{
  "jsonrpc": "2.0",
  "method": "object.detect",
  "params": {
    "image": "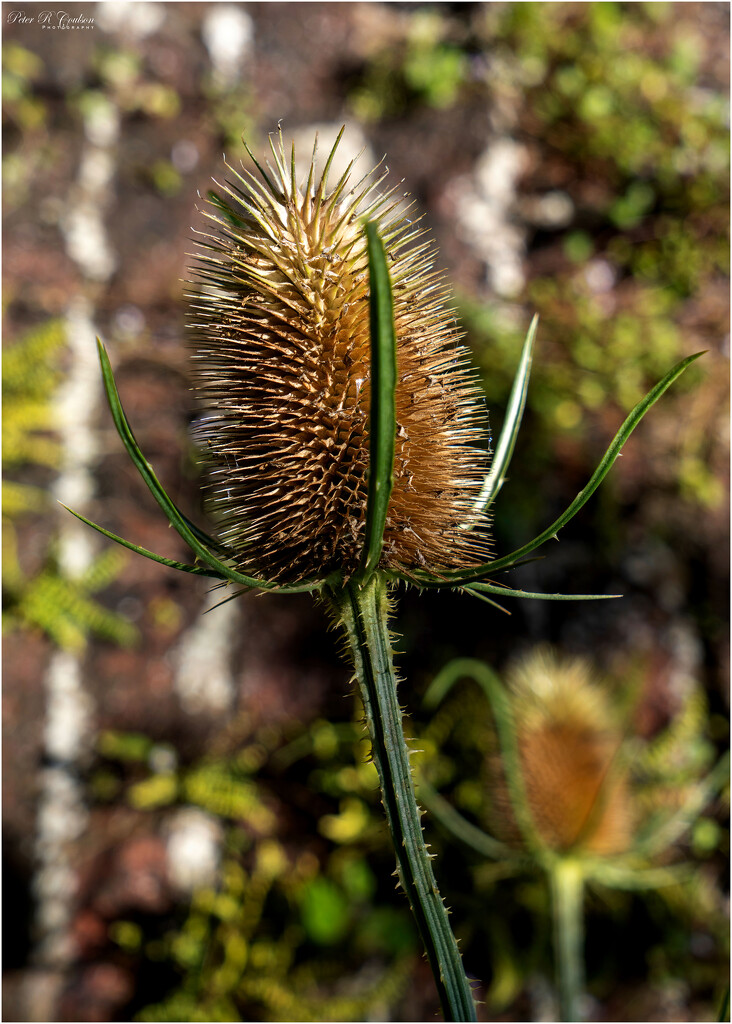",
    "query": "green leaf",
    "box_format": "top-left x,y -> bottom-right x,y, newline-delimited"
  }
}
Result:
423,659 -> 547,860
416,777 -> 520,861
62,505 -> 227,578
93,340 -> 320,595
97,341 -> 223,551
355,223 -> 397,584
300,877 -> 350,946
414,351 -> 705,586
461,587 -> 510,615
465,582 -> 620,602
588,862 -> 689,891
464,314 -> 538,525
98,729 -> 154,762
